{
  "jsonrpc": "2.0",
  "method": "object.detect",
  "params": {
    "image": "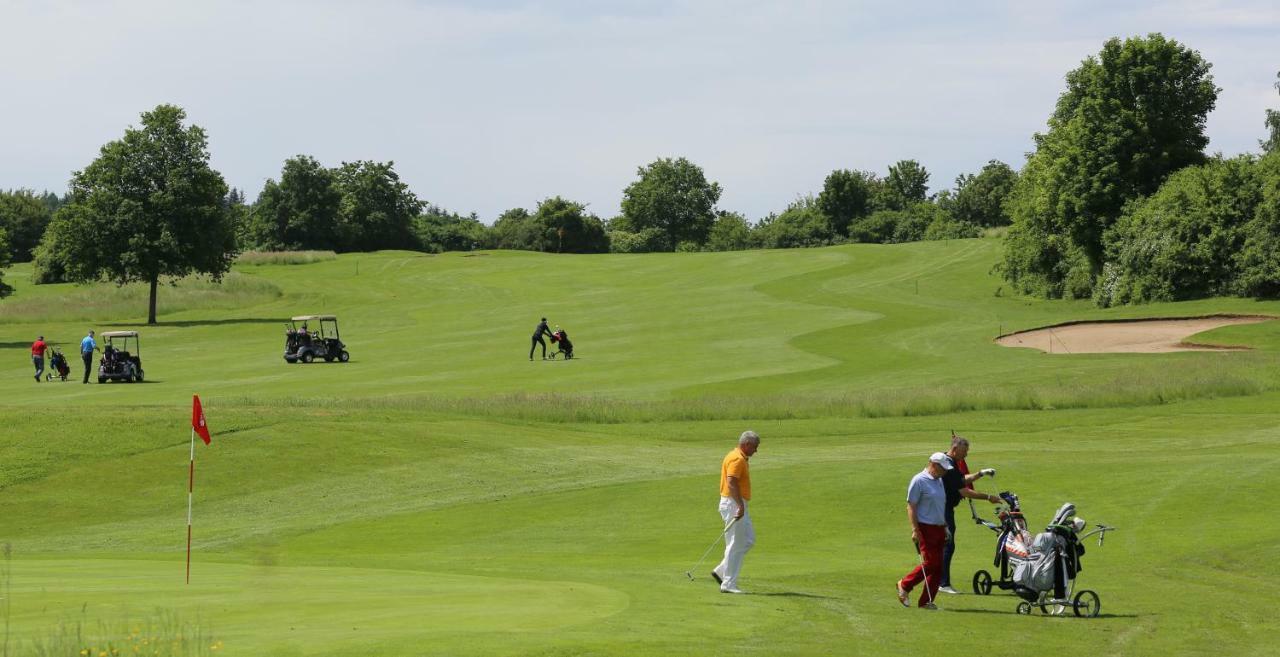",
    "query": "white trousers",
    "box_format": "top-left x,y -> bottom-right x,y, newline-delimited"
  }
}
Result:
712,497 -> 755,590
